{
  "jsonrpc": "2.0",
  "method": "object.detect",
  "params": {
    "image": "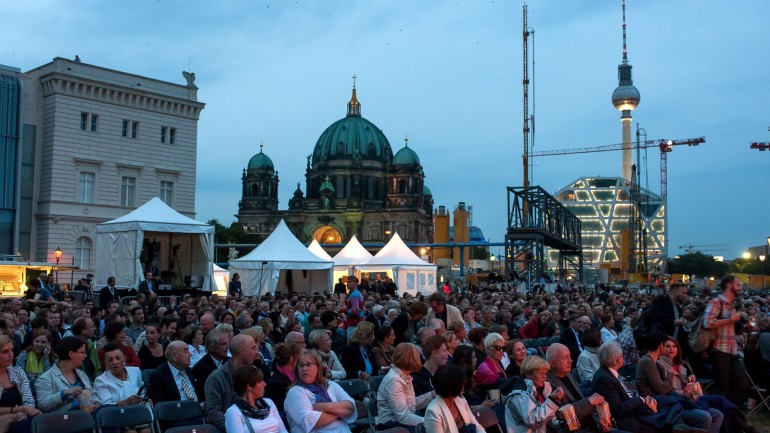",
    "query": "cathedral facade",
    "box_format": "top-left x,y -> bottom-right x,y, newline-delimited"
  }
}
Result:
236,85 -> 434,247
